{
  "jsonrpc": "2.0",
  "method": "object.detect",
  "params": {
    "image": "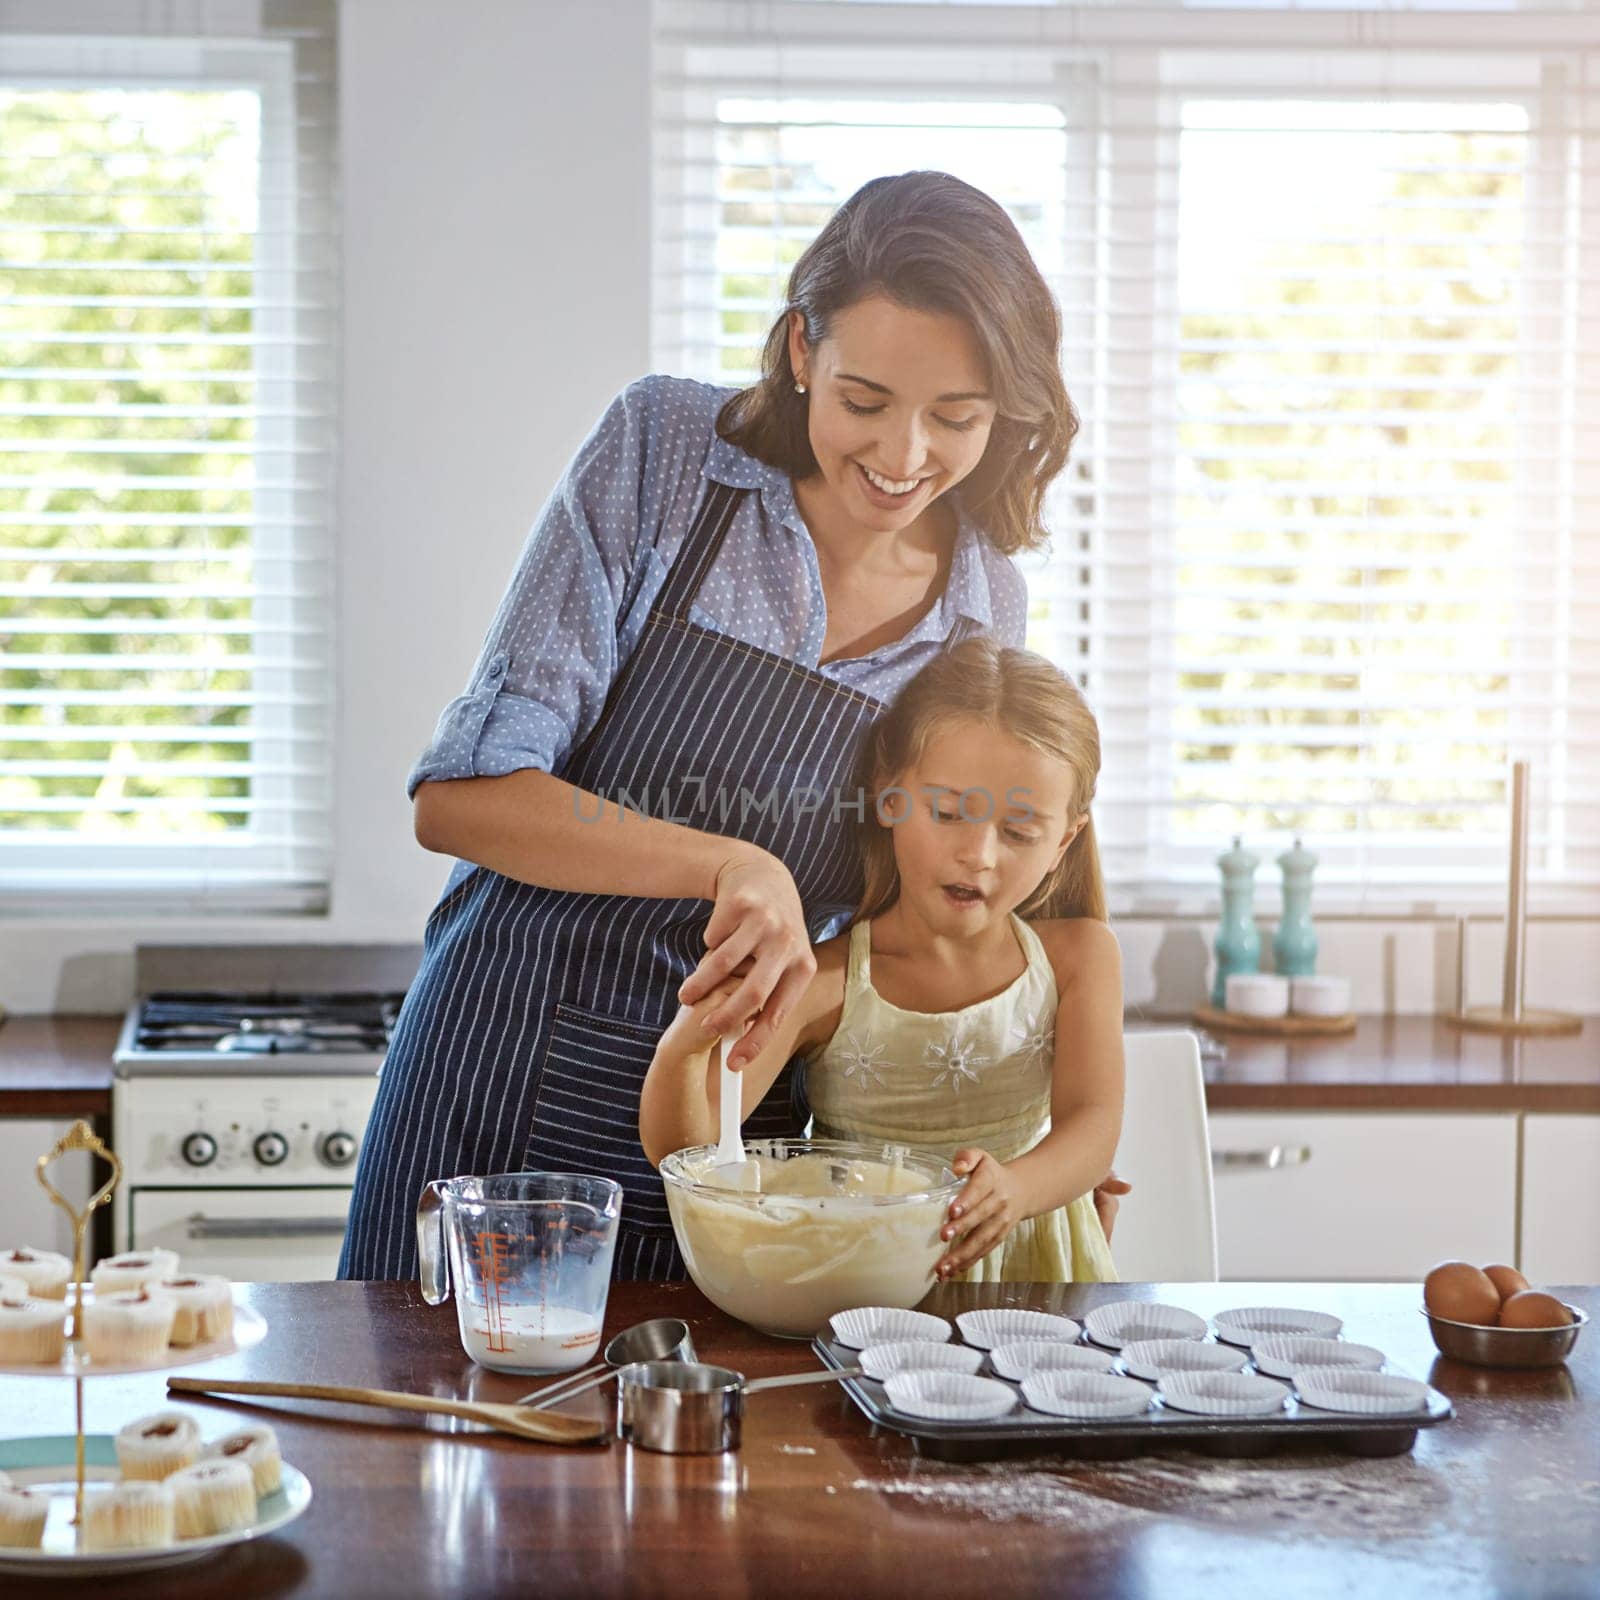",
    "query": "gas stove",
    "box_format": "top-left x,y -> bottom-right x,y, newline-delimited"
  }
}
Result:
114,991 -> 403,1075
109,947 -> 418,1279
